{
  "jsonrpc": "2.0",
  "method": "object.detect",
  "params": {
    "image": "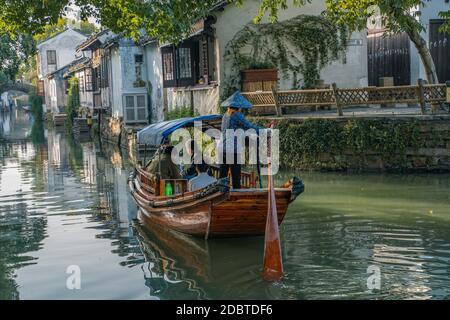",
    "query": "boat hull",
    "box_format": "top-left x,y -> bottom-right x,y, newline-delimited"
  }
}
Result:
129,173 -> 299,238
